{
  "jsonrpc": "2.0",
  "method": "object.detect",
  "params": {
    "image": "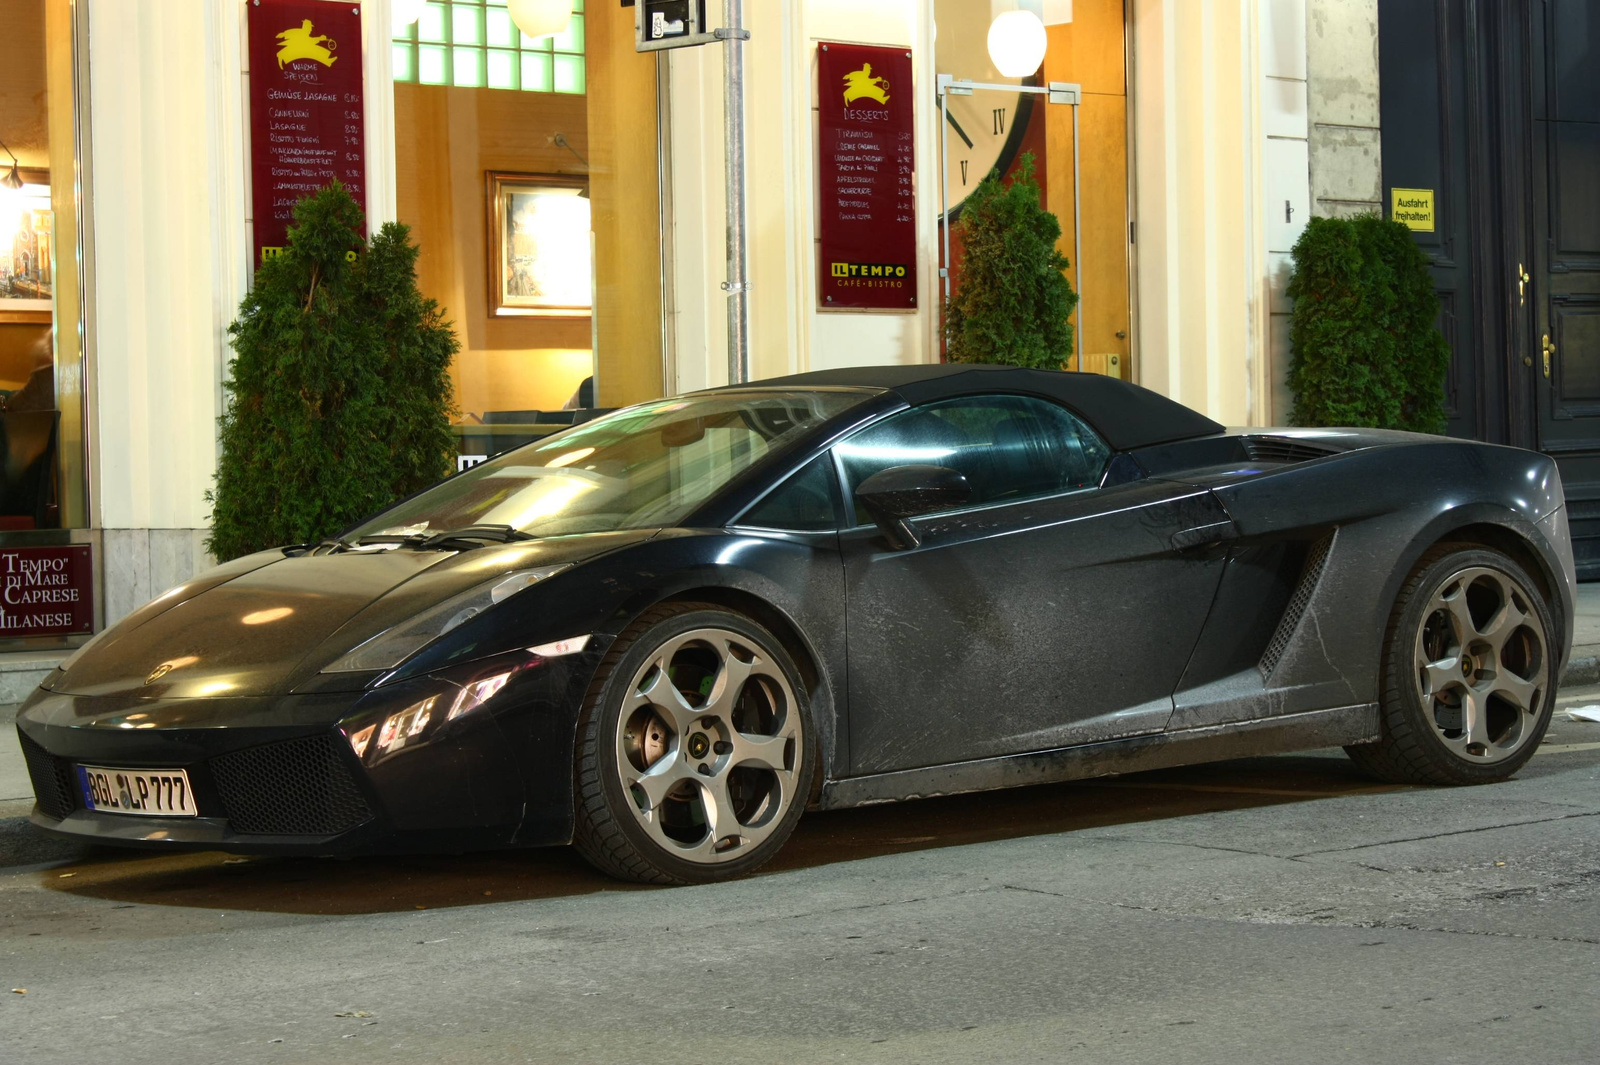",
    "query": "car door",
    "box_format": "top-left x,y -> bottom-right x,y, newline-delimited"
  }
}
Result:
835,394 -> 1232,775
